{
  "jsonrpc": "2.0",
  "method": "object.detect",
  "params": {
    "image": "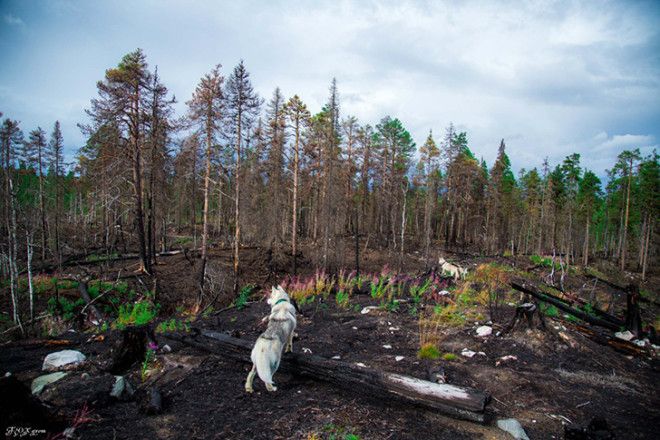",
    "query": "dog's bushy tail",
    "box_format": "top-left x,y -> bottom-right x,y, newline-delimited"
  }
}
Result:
251,338 -> 282,388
